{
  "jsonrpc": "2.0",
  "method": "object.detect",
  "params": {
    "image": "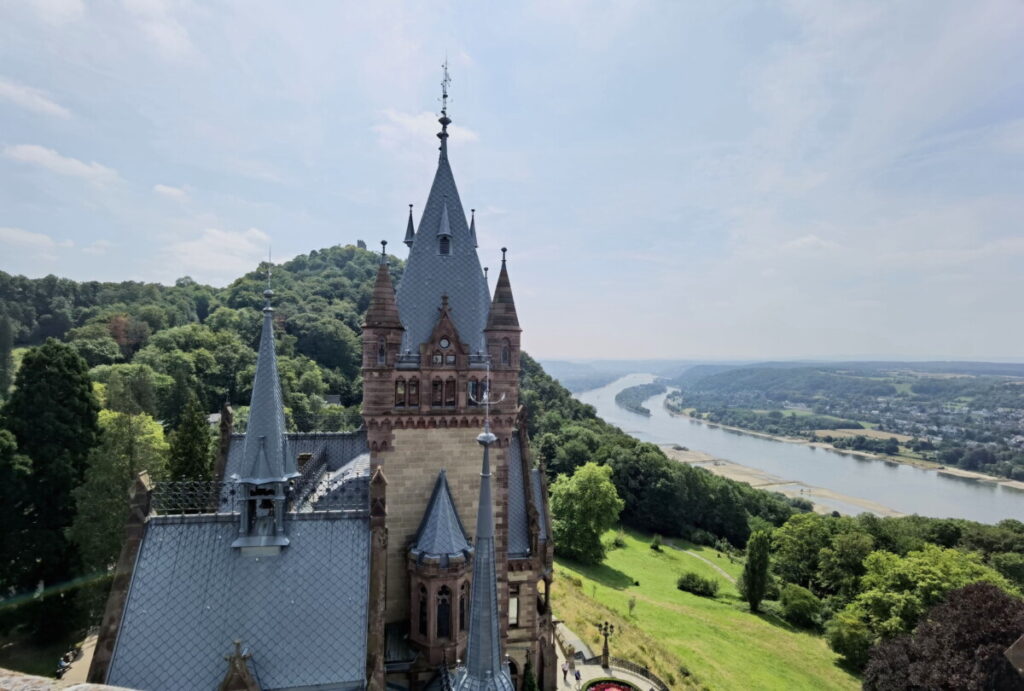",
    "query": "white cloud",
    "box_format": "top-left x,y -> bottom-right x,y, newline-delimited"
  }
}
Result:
162,227 -> 271,285
0,227 -> 73,253
3,144 -> 119,185
372,109 -> 480,152
82,239 -> 112,256
153,183 -> 189,200
0,78 -> 71,119
122,0 -> 197,62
